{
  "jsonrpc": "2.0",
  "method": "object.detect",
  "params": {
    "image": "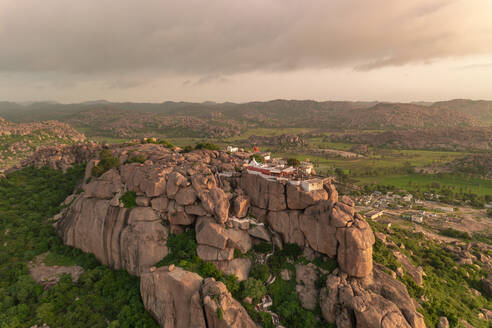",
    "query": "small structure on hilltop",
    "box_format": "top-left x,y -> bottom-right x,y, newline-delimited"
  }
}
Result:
247,158 -> 295,178
301,178 -> 323,192
226,145 -> 239,153
300,160 -> 314,175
